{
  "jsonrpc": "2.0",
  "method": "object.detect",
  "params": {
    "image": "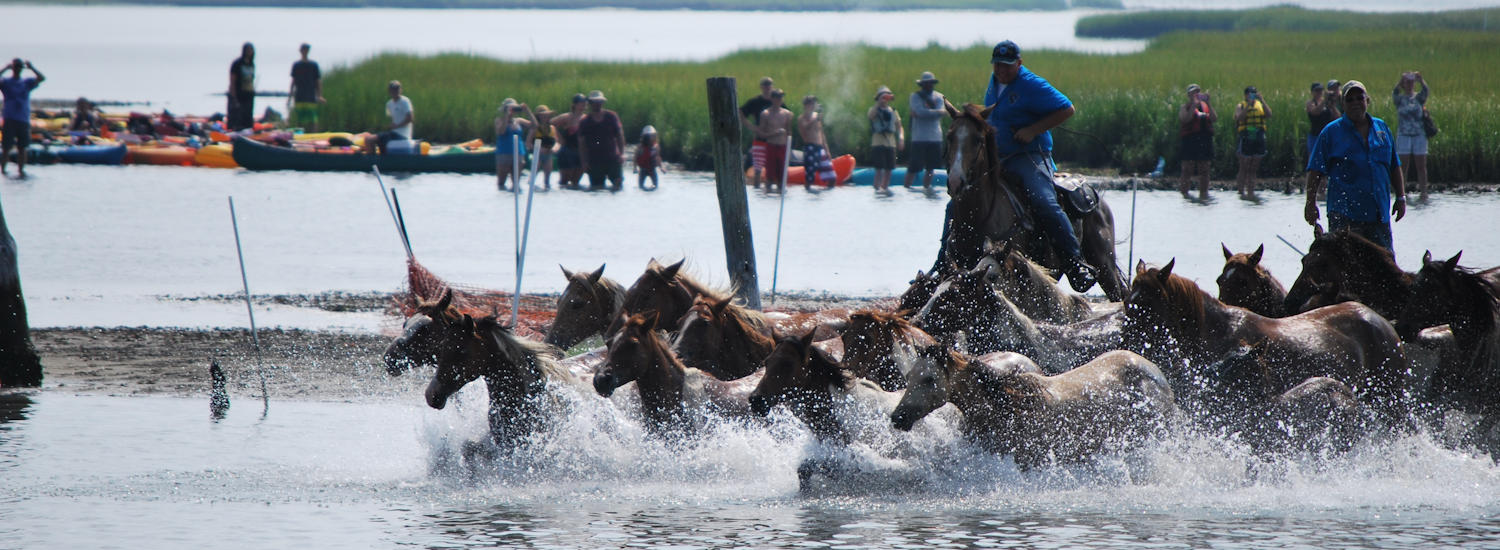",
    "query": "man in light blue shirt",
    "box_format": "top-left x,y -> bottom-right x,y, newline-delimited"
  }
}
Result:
1305,80 -> 1406,255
